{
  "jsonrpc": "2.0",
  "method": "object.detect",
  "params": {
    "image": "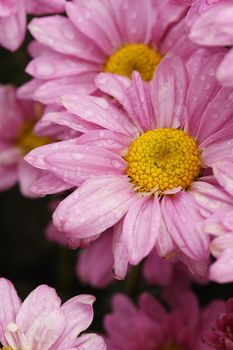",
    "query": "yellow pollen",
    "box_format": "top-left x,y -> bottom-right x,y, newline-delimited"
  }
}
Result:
15,119 -> 51,155
2,347 -> 13,350
104,44 -> 162,81
125,128 -> 202,193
